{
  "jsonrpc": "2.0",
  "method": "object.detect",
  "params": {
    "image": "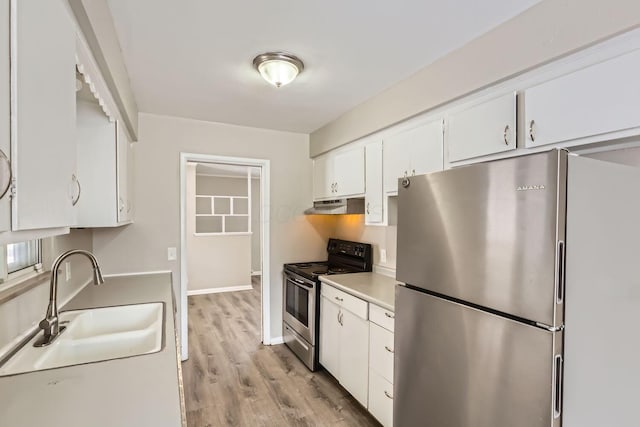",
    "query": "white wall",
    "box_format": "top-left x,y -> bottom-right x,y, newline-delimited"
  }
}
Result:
0,229 -> 94,353
186,166 -> 251,291
91,113 -> 334,341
